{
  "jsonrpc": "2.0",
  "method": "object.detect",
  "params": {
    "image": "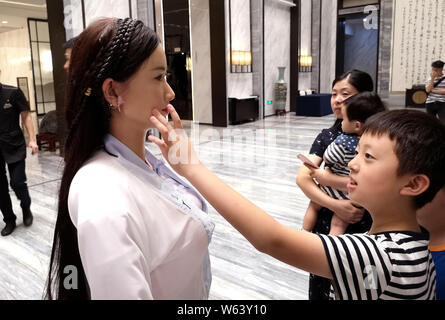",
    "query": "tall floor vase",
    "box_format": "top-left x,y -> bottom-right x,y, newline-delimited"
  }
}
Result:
274,67 -> 287,115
